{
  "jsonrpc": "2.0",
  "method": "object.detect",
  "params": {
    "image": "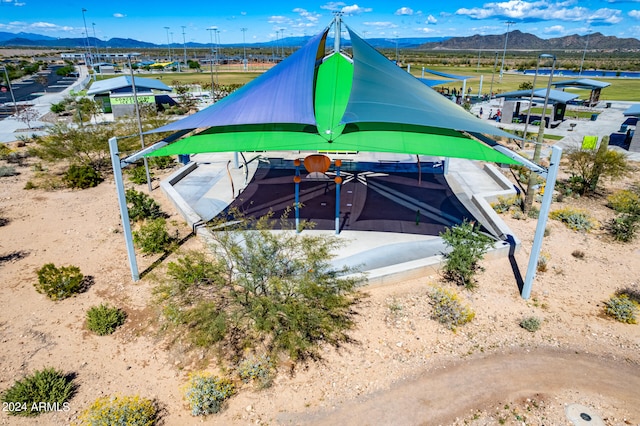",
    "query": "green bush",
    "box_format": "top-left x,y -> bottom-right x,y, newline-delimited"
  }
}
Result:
50,102 -> 66,114
604,294 -> 638,324
549,208 -> 598,232
86,304 -> 127,335
429,286 -> 475,331
149,156 -> 175,170
1,367 -> 75,417
126,189 -> 164,222
0,165 -> 18,177
183,372 -> 235,416
607,189 -> 640,214
64,164 -> 102,189
128,165 -> 153,185
237,355 -> 275,389
519,316 -> 541,332
440,220 -> 494,288
491,195 -> 521,214
607,214 -> 640,242
35,263 -> 85,300
133,218 -> 174,254
77,395 -> 157,425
